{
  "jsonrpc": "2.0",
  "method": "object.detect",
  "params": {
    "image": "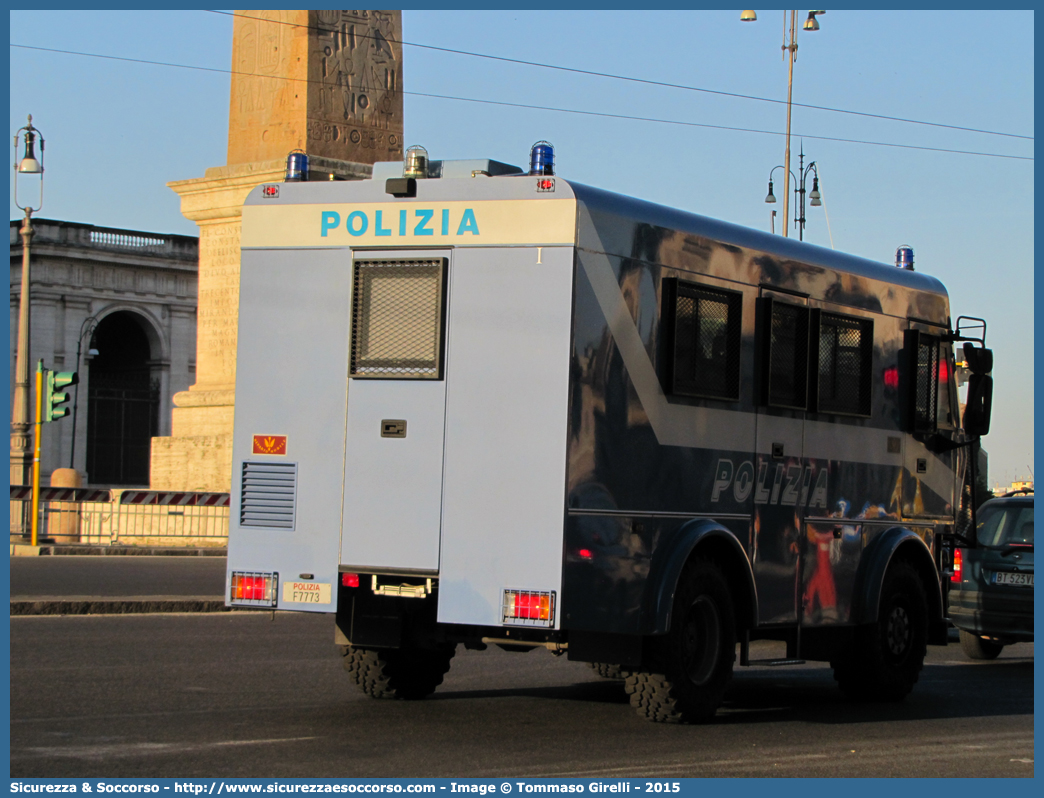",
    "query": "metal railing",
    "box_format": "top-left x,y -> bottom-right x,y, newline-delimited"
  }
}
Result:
9,218 -> 198,262
89,230 -> 167,249
10,487 -> 229,547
